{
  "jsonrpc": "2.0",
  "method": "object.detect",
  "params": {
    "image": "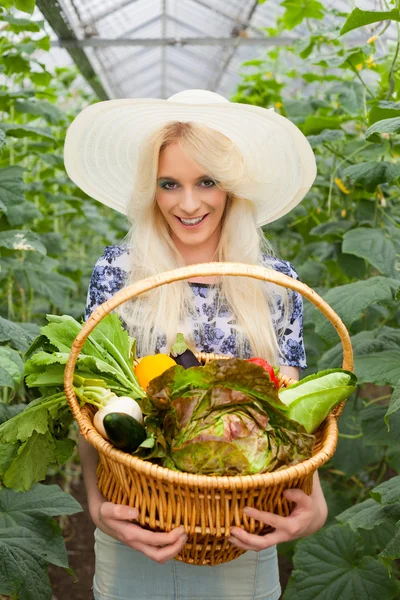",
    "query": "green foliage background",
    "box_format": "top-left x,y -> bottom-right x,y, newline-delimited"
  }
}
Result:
0,0 -> 400,598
